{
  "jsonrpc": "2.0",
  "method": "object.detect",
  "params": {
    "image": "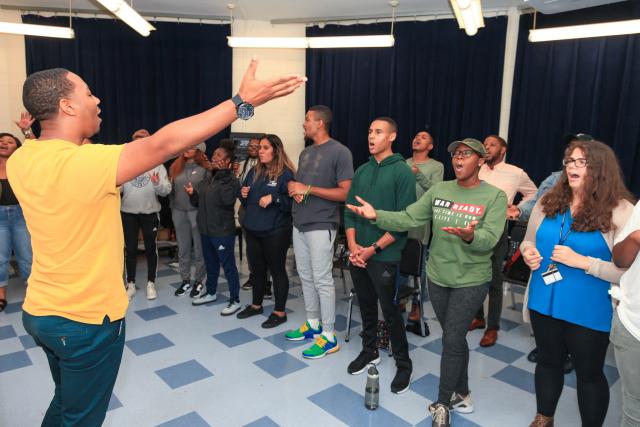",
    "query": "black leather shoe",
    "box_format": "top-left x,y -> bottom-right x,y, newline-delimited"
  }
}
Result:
261,313 -> 287,328
527,348 -> 538,363
236,305 -> 263,319
564,355 -> 574,374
